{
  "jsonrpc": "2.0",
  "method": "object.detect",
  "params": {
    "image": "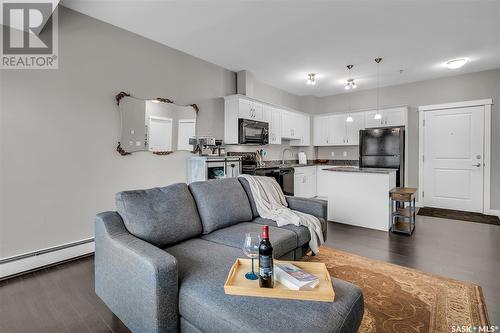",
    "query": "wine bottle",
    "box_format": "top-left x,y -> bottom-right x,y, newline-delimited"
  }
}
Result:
259,225 -> 274,288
